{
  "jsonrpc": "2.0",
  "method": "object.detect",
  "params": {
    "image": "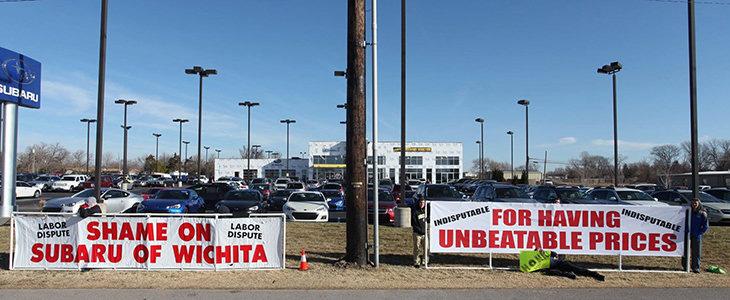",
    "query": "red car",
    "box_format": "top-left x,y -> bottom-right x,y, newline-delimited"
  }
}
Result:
142,187 -> 171,200
391,184 -> 413,204
368,189 -> 397,224
79,175 -> 114,190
